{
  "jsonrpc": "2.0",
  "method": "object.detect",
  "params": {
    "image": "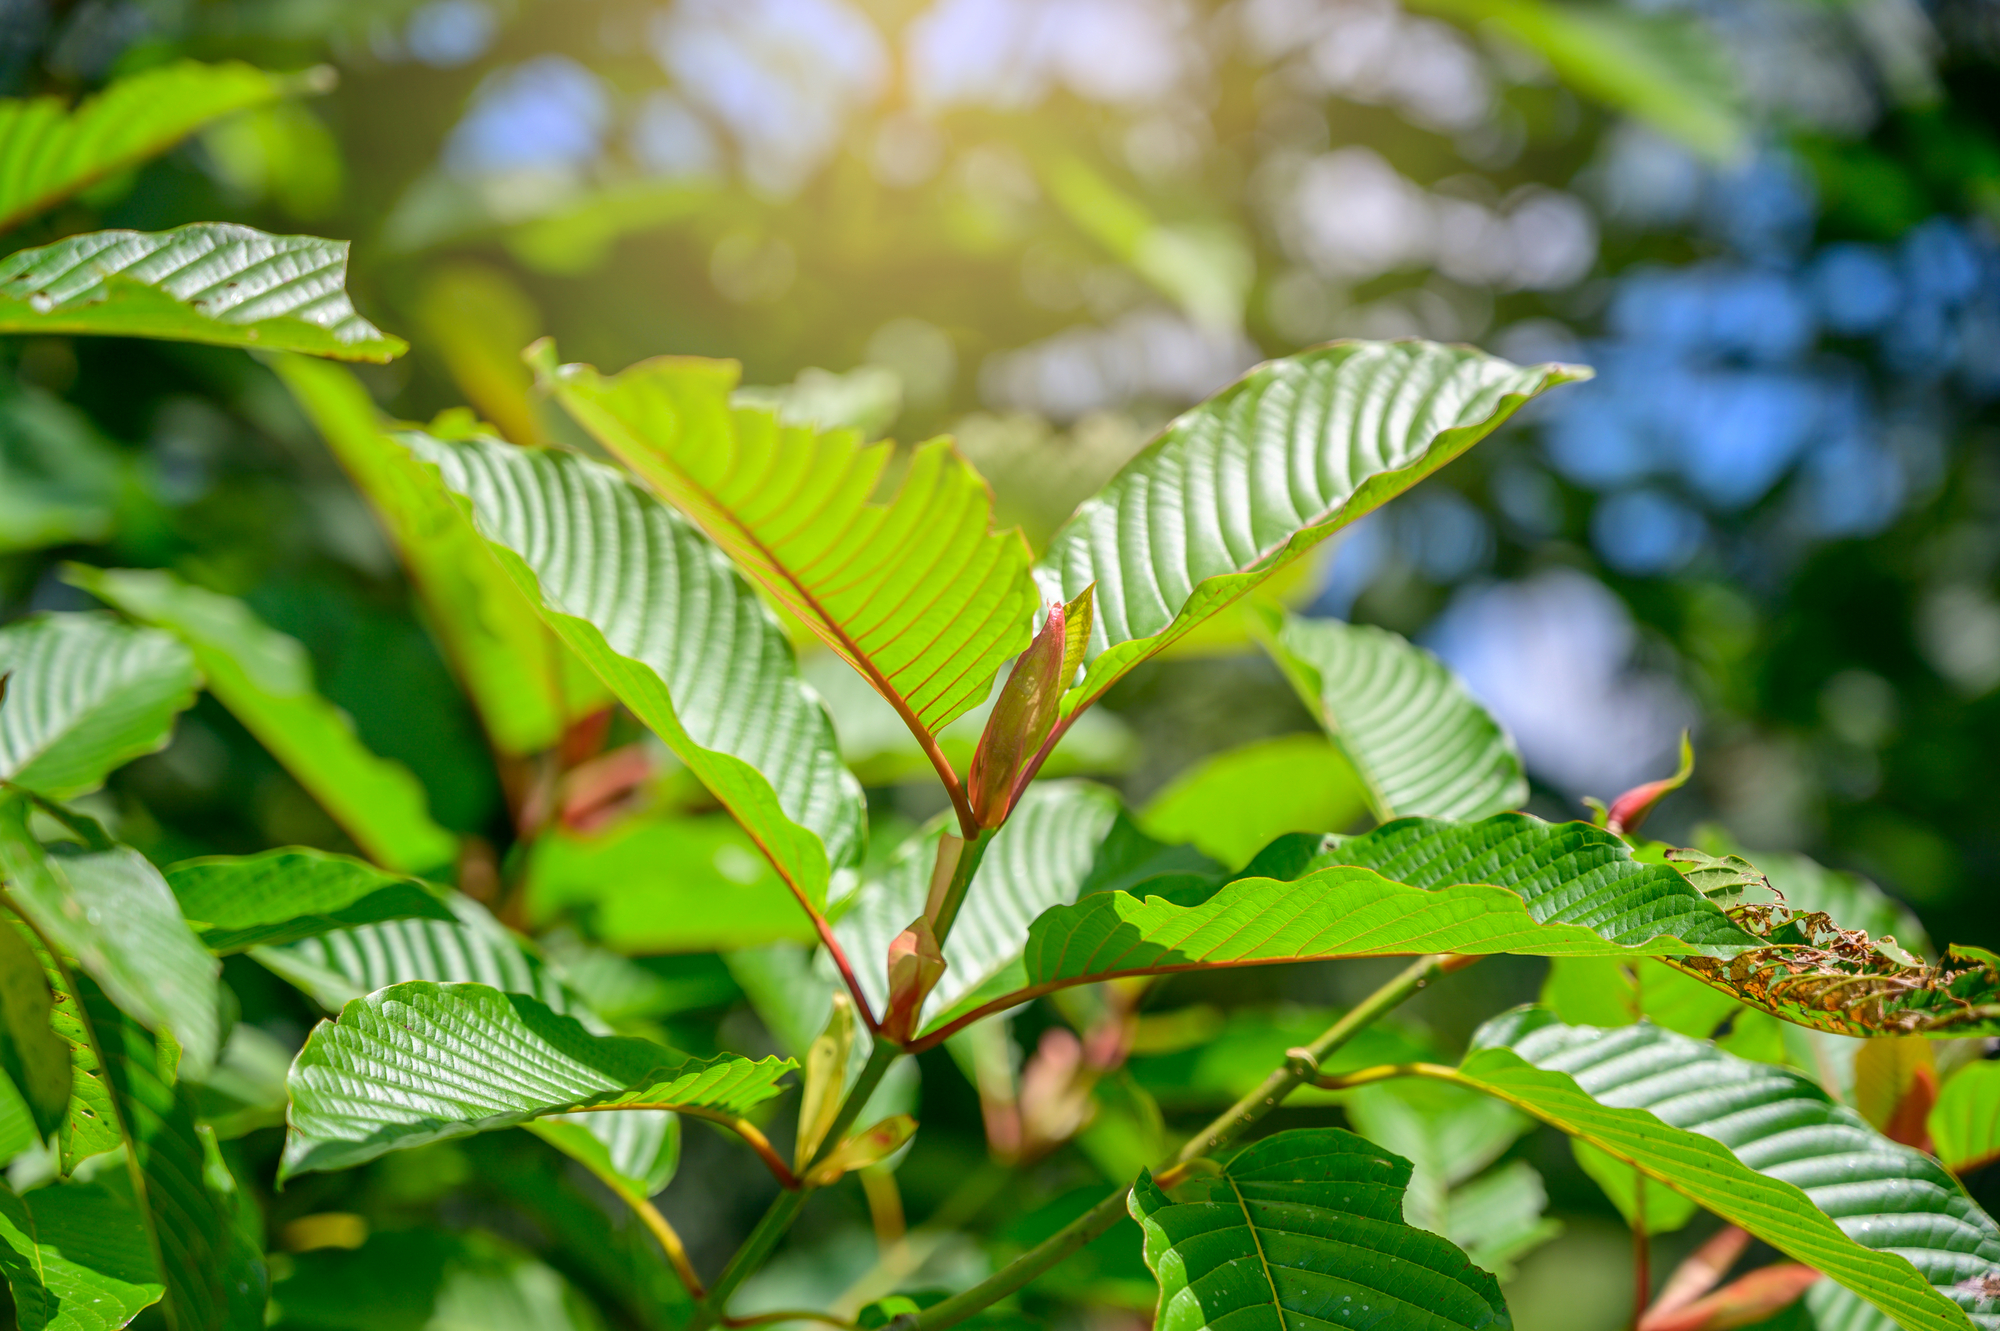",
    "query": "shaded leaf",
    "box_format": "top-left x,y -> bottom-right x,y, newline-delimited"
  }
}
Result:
541,345 -> 1041,738
67,566 -> 455,874
1454,1011 -> 2000,1331
1037,341 -> 1587,717
527,1109 -> 680,1207
267,1228 -> 605,1331
1933,1062 -> 2000,1176
282,980 -> 793,1179
0,797 -> 222,1078
409,430 -> 864,905
1129,1126 -> 1511,1330
1267,612 -> 1526,822
272,355 -> 605,757
0,1179 -> 164,1331
0,612 -> 196,801
164,848 -> 454,953
0,61 -> 299,232
0,225 -> 403,360
0,908 -> 70,1139
1139,733 -> 1370,869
